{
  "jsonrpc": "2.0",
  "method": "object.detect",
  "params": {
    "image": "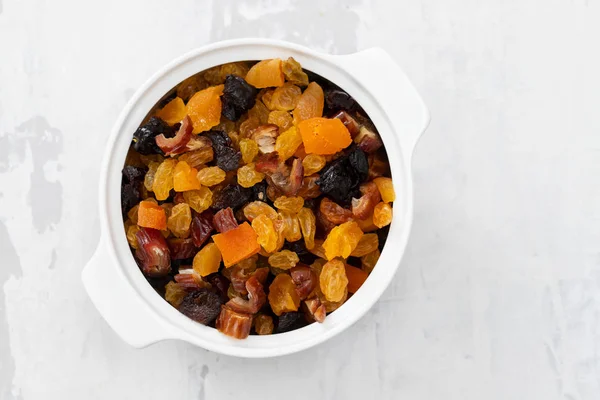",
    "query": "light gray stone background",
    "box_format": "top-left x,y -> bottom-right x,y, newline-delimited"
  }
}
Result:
1,0 -> 599,399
